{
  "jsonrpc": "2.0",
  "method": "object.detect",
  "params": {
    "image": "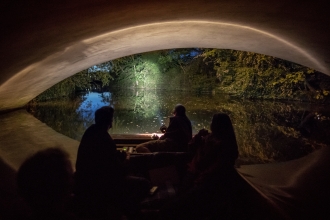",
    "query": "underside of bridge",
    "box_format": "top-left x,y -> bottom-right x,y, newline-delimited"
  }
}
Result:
0,0 -> 330,219
1,0 -> 330,110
